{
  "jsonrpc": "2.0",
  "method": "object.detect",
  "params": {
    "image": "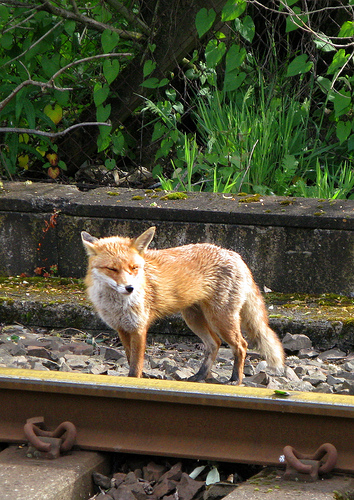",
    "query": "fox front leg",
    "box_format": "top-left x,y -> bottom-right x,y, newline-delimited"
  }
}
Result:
127,330 -> 147,378
118,330 -> 132,365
